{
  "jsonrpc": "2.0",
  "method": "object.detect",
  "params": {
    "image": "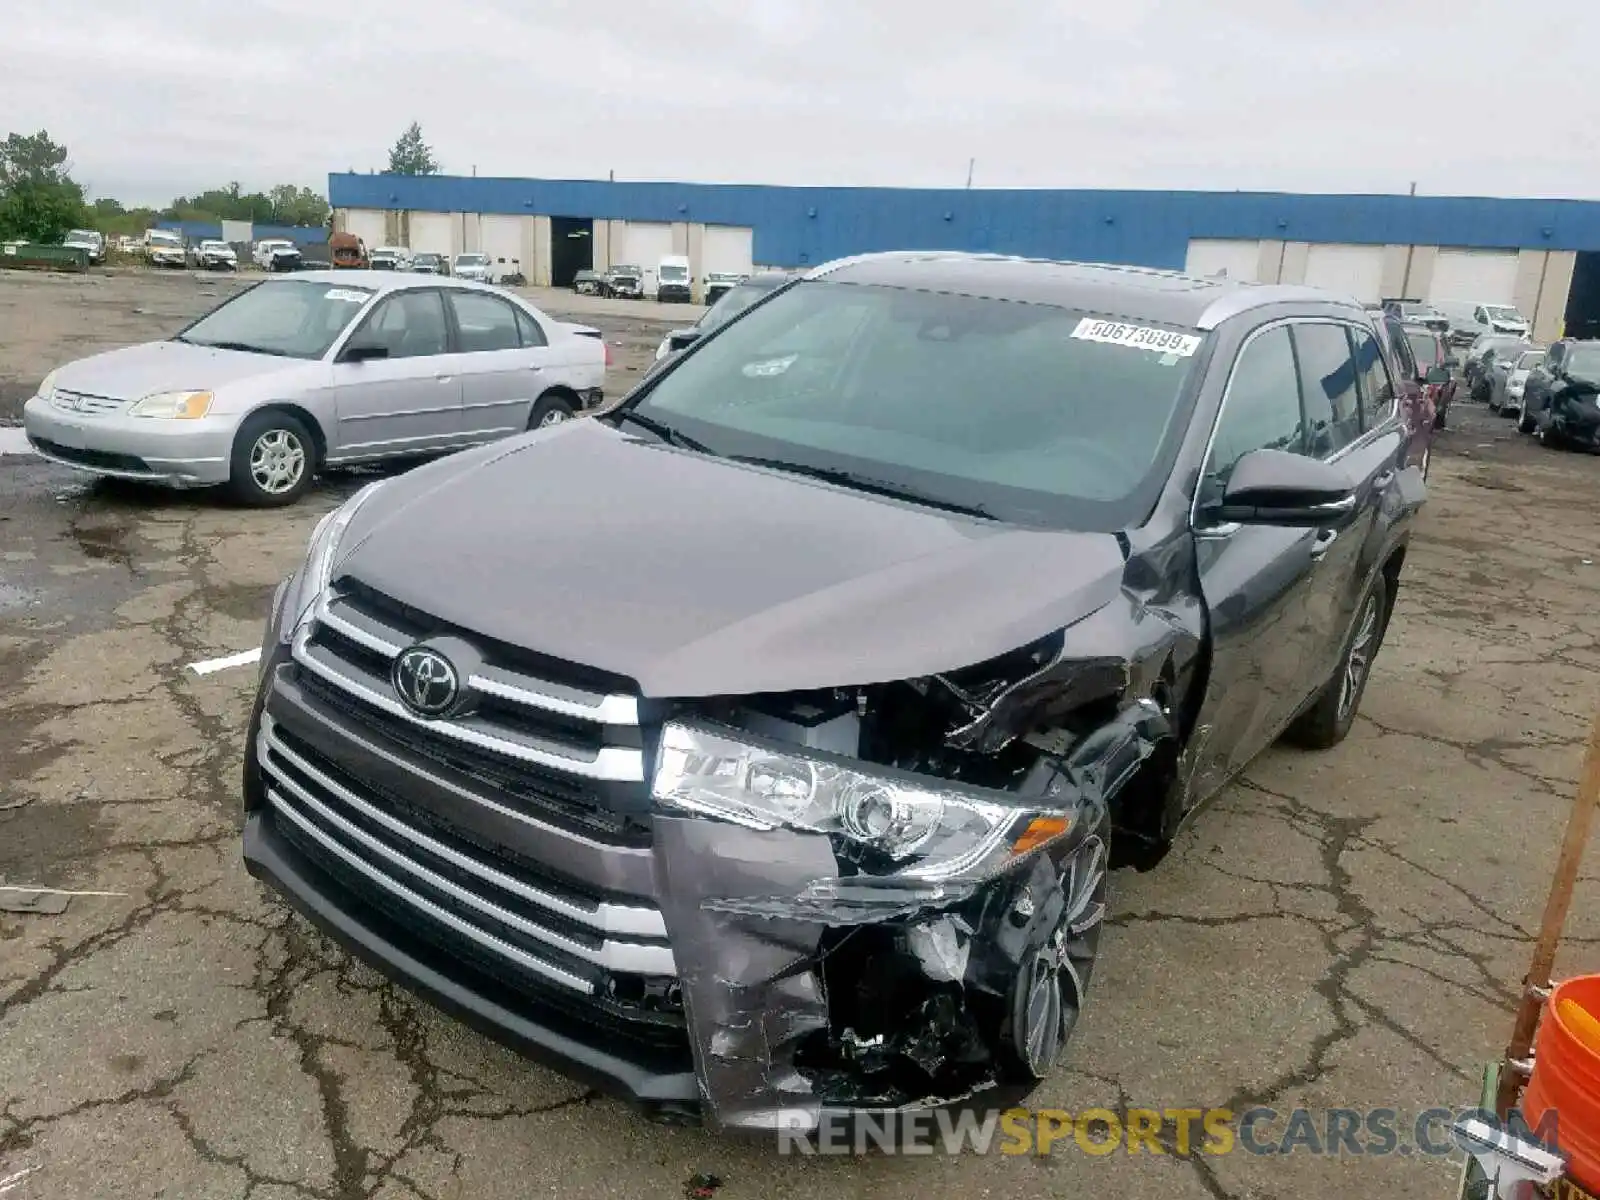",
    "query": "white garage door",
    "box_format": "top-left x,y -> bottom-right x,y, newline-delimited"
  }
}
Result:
1185,239 -> 1261,282
702,225 -> 754,276
1428,249 -> 1521,306
619,222 -> 675,270
409,211 -> 453,257
1302,243 -> 1385,304
480,216 -> 524,279
343,209 -> 387,249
